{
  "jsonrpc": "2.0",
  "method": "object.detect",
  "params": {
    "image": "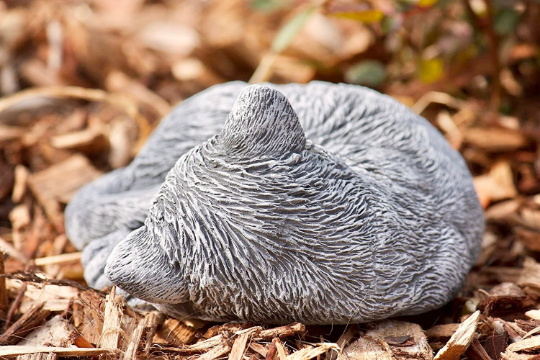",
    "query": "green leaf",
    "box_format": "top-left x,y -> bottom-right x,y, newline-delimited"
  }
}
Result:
271,6 -> 318,54
419,58 -> 443,83
345,60 -> 387,86
494,9 -> 521,36
330,10 -> 384,23
251,0 -> 291,13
